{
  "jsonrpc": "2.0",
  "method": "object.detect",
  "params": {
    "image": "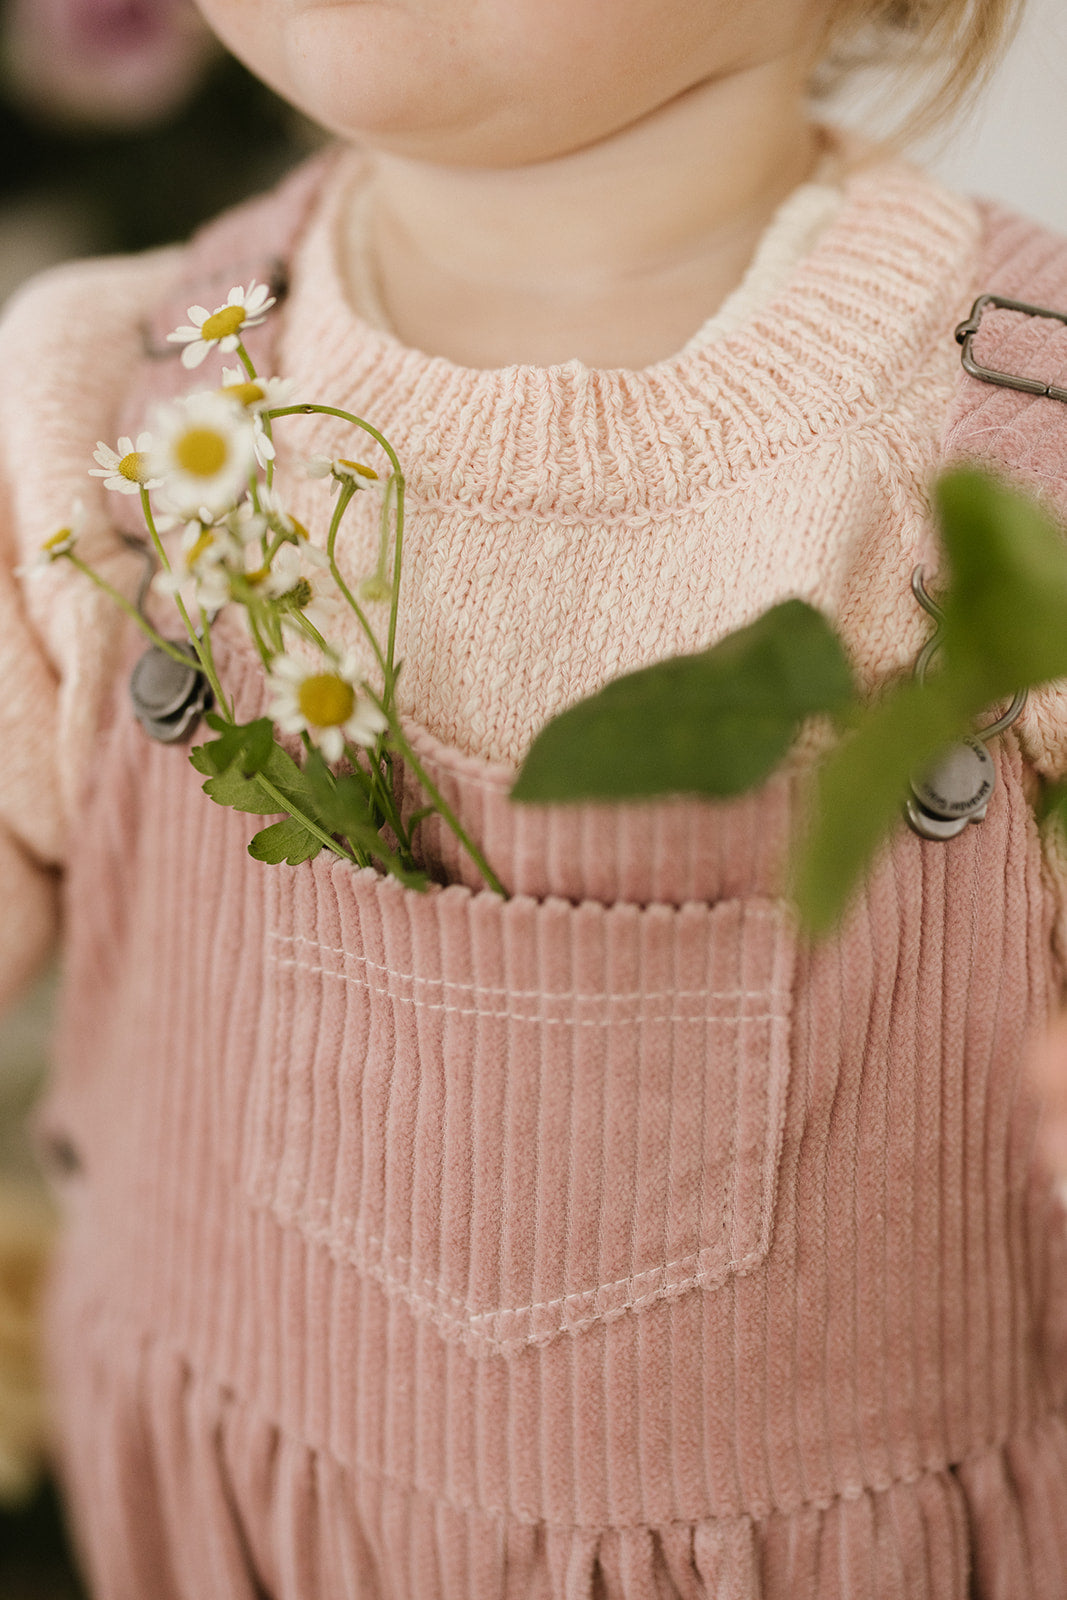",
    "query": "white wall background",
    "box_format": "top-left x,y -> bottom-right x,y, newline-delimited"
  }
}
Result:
834,0 -> 1067,232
